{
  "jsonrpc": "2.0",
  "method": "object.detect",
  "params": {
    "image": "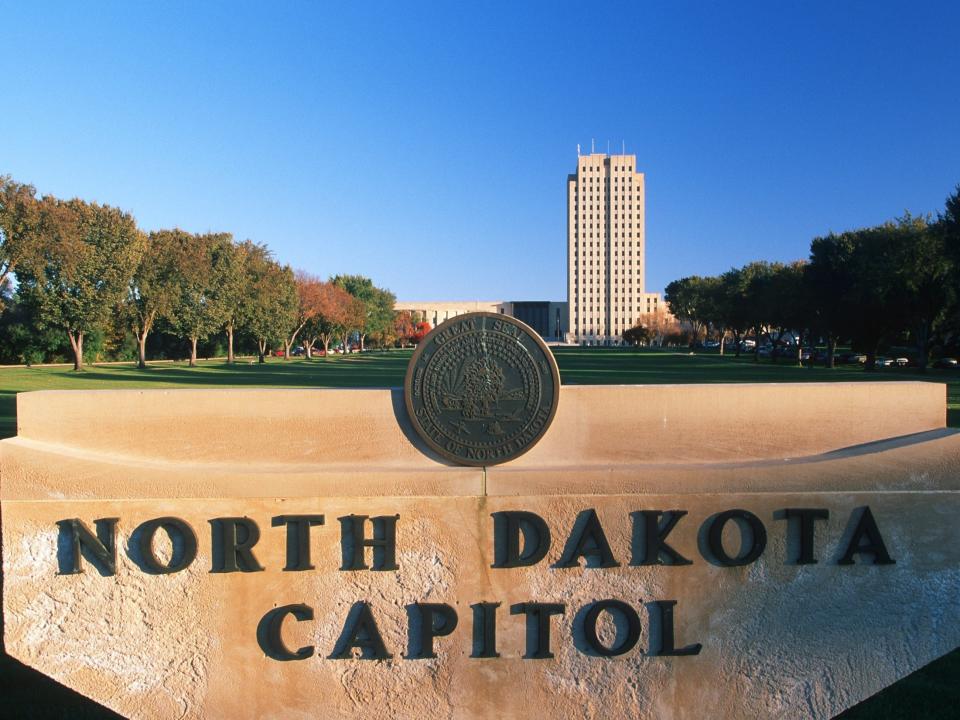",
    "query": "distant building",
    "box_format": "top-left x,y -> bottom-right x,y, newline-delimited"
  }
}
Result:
393,301 -> 509,330
394,300 -> 569,341
509,301 -> 568,340
641,291 -> 663,318
567,152 -> 646,345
